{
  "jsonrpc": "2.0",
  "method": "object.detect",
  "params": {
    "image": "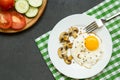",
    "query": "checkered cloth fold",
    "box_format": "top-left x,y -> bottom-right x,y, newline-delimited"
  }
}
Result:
35,0 -> 120,80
